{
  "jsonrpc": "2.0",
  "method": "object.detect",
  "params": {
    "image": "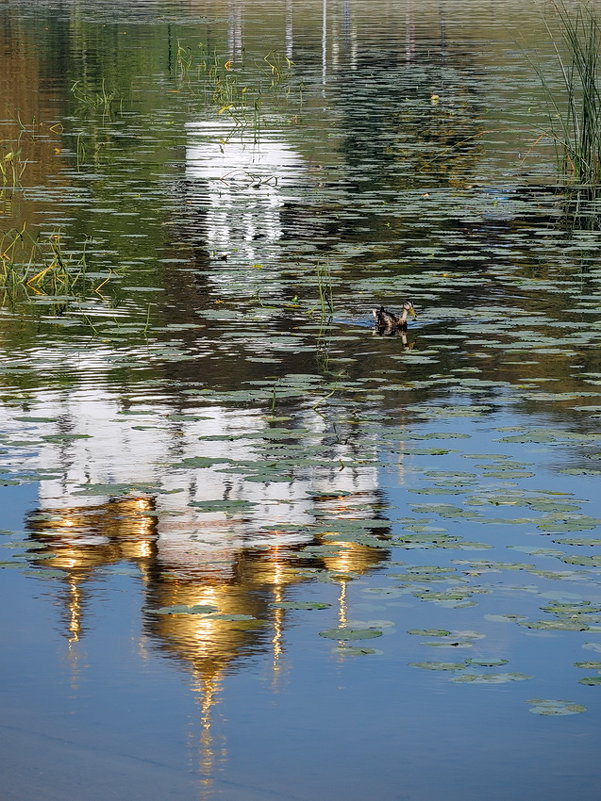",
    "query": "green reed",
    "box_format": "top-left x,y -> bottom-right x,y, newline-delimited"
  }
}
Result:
143,303 -> 154,338
540,2 -> 601,186
263,51 -> 295,87
0,144 -> 27,190
176,40 -> 193,82
175,43 -> 298,137
70,78 -> 122,118
316,262 -> 334,319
